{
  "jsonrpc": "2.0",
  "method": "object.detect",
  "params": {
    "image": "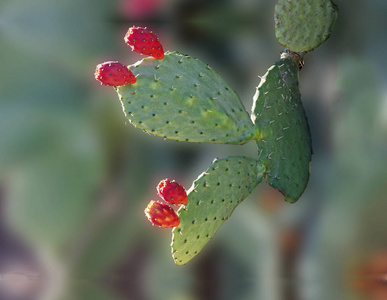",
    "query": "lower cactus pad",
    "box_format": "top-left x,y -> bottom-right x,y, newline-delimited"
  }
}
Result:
171,156 -> 265,265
